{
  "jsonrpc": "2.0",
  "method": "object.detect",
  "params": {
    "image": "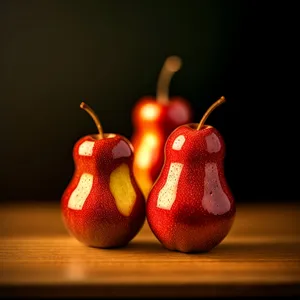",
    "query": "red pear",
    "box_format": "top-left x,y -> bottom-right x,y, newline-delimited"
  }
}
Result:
61,102 -> 146,248
131,56 -> 193,198
146,97 -> 235,253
